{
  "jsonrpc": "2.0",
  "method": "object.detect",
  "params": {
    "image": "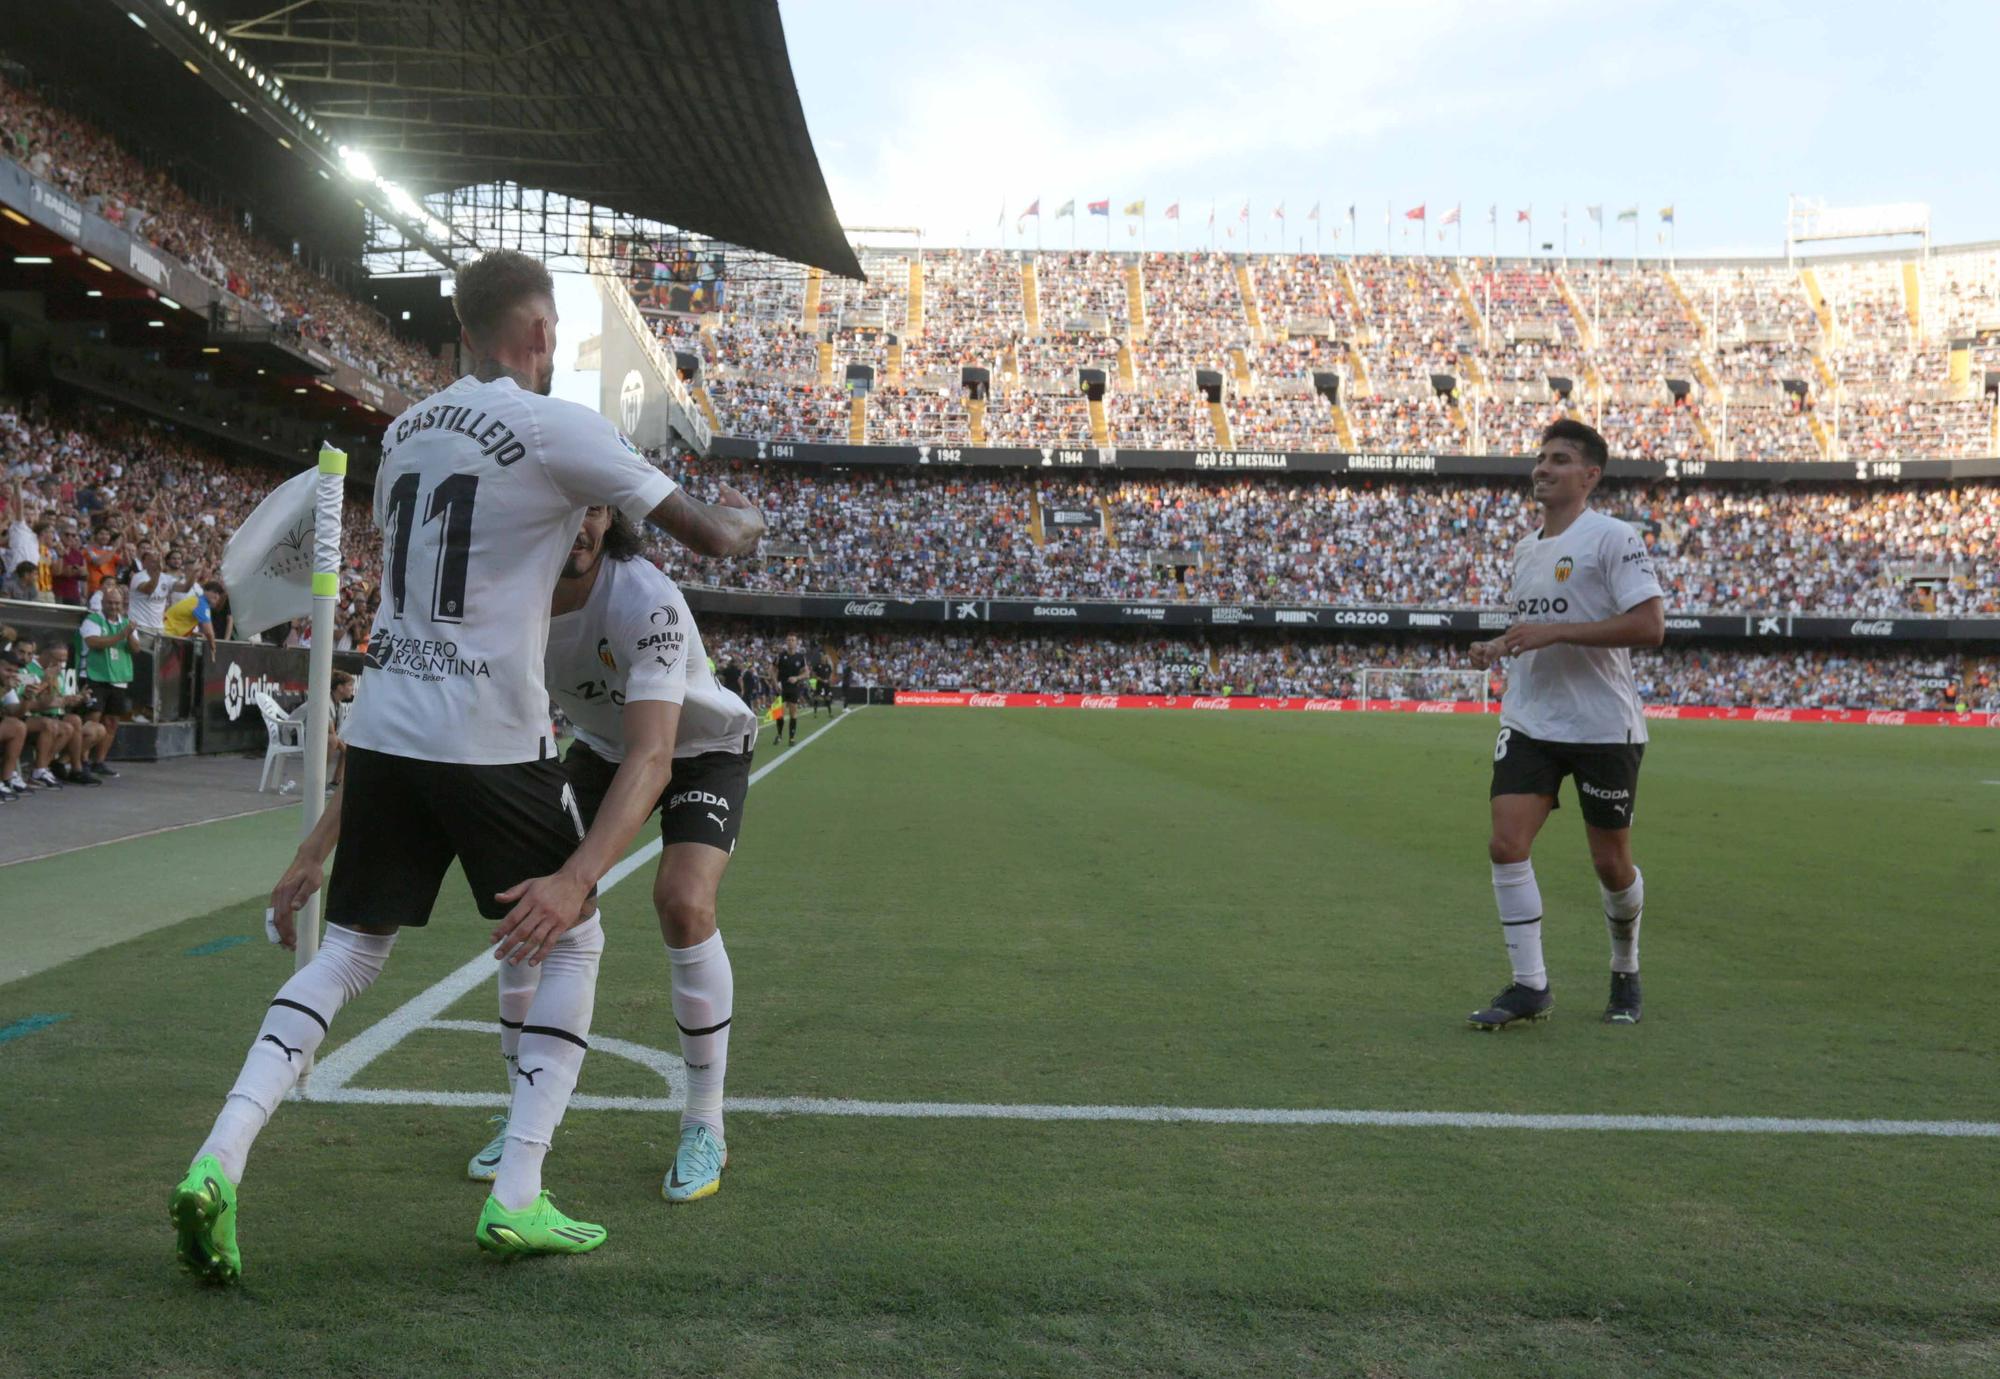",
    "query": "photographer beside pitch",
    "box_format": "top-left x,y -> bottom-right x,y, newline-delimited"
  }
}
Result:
467,504 -> 758,1204
1467,420 -> 1665,1029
